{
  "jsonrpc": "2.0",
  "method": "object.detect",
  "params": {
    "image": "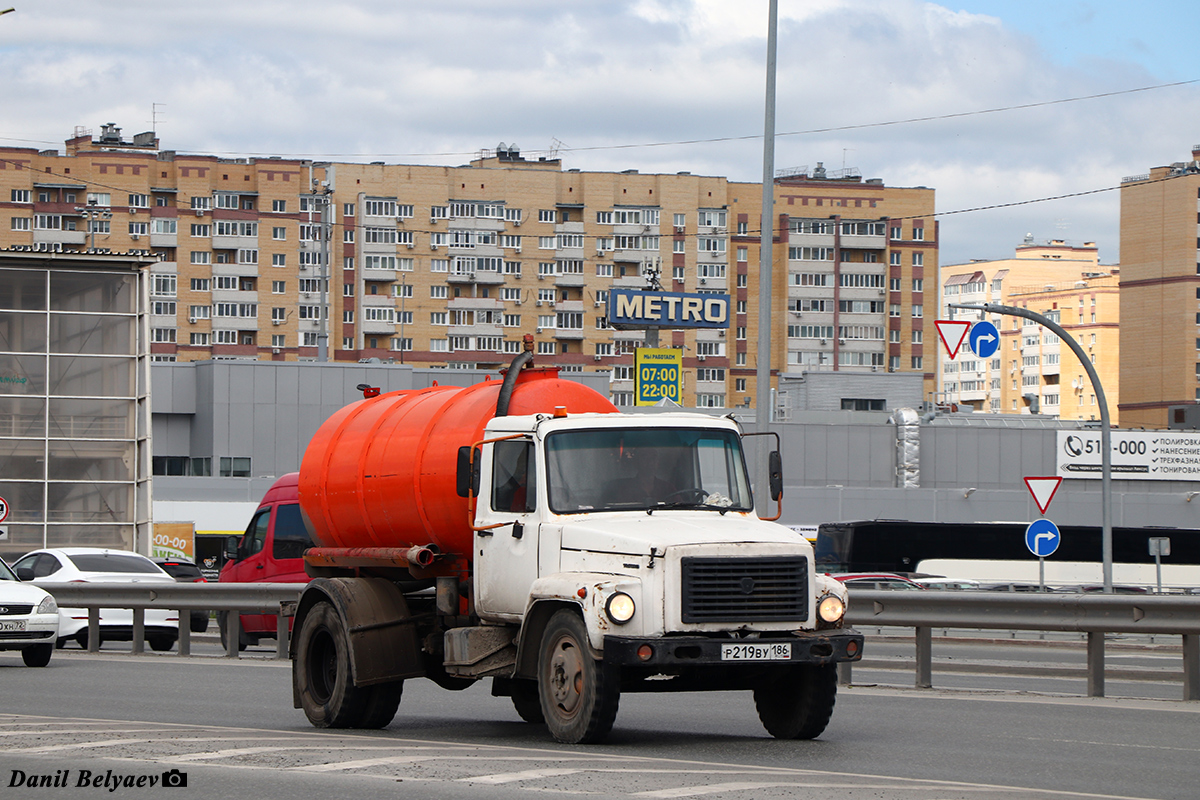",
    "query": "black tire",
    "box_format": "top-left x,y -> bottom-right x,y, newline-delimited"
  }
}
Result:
356,681 -> 404,729
216,611 -> 250,652
293,601 -> 371,728
511,680 -> 545,723
148,634 -> 176,652
22,644 -> 53,668
537,609 -> 619,744
190,610 -> 211,634
754,663 -> 838,740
